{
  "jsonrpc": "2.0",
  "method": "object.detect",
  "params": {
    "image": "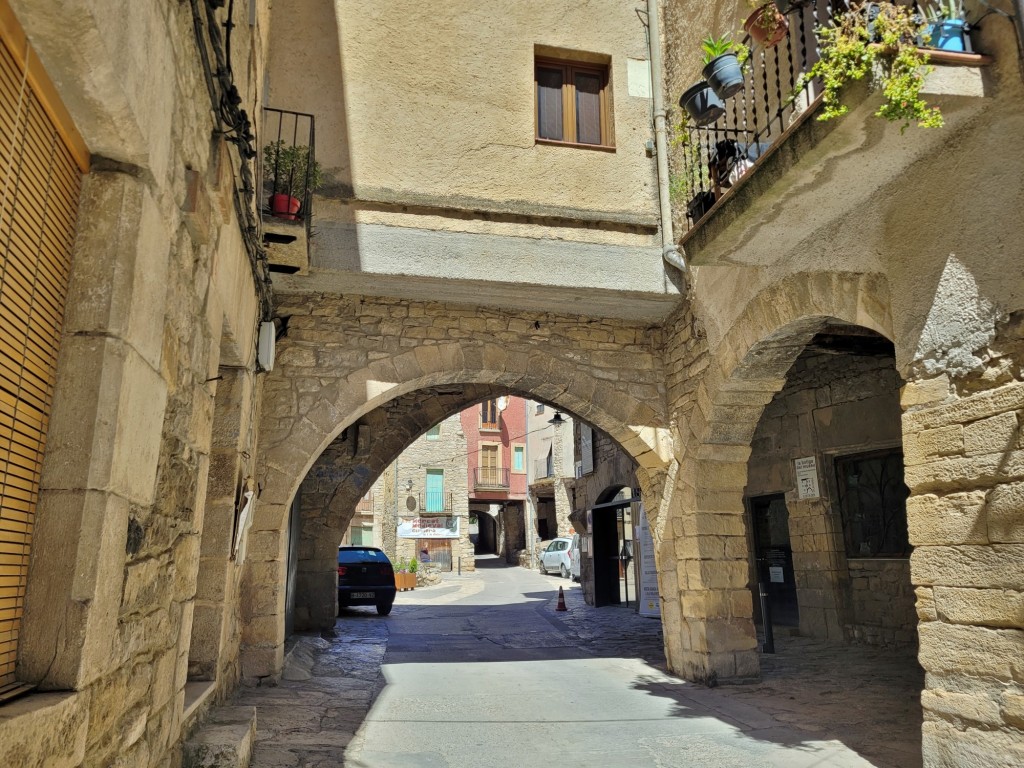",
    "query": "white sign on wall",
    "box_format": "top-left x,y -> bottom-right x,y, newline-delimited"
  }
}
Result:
794,456 -> 820,500
397,516 -> 460,539
636,505 -> 661,618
